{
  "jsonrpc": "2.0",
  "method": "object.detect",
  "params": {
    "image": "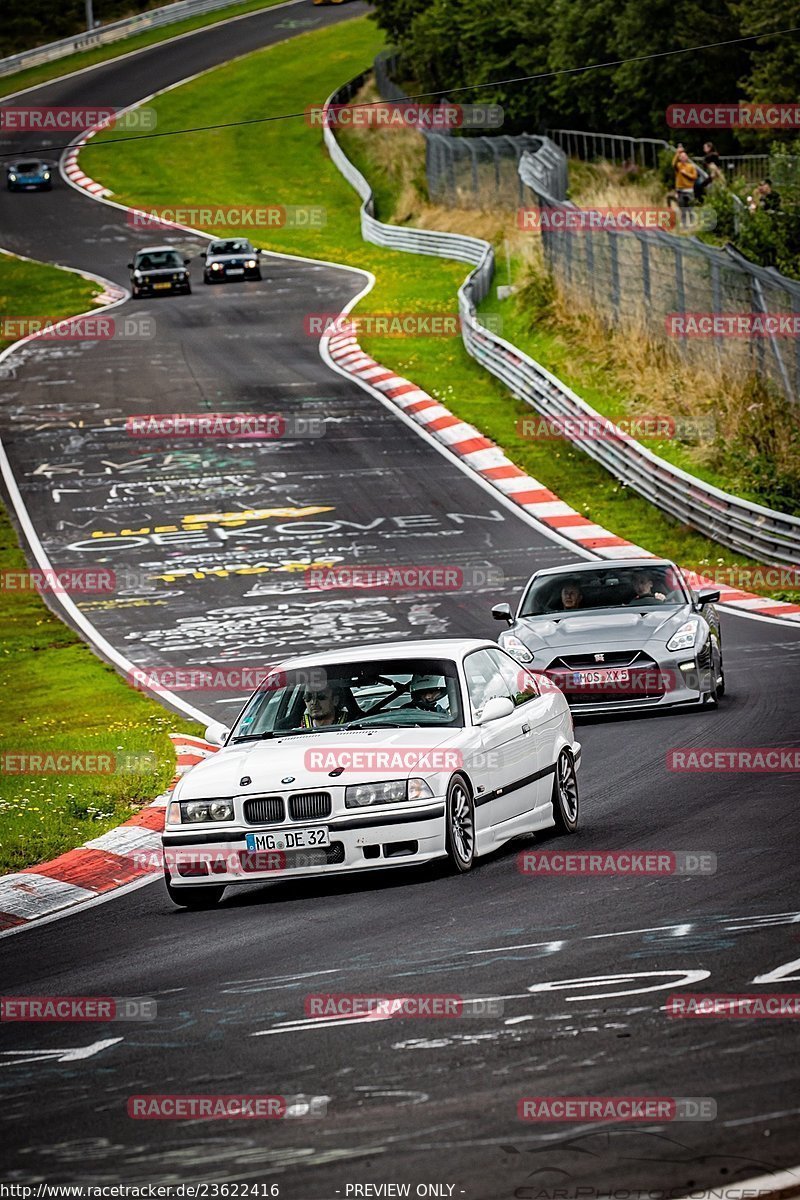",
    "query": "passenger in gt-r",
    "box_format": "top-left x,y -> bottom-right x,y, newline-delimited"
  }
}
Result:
405,674 -> 448,713
302,681 -> 350,728
626,570 -> 667,604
